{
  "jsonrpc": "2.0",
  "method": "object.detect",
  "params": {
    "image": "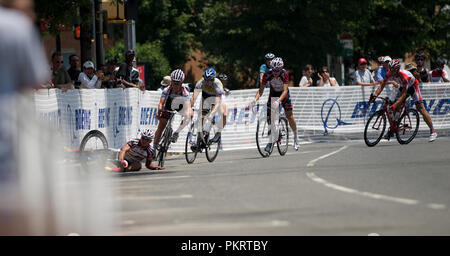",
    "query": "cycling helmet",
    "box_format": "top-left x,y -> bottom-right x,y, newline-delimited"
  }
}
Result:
414,52 -> 426,60
203,68 -> 216,80
270,57 -> 284,70
435,58 -> 445,68
389,59 -> 401,72
141,129 -> 154,139
218,73 -> 228,81
265,53 -> 275,60
170,69 -> 185,82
